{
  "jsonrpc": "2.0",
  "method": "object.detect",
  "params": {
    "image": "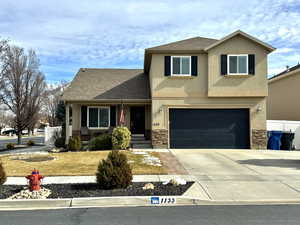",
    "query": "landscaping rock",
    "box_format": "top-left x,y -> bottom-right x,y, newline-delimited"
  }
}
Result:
163,177 -> 187,186
8,187 -> 51,199
142,183 -> 155,190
